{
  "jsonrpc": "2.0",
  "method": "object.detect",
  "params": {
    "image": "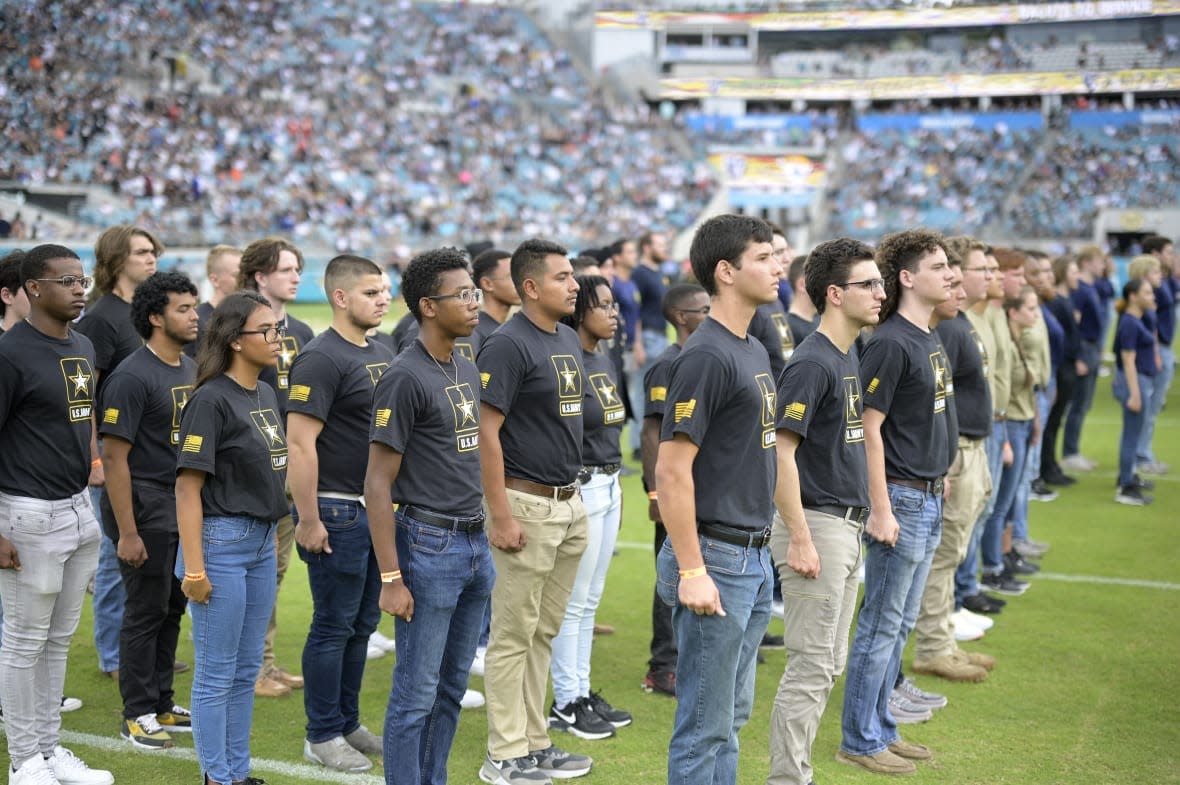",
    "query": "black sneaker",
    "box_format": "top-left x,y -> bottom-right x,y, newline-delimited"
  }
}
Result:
1029,479 -> 1059,502
548,698 -> 615,740
642,669 -> 675,697
586,691 -> 632,728
1042,468 -> 1077,486
1003,552 -> 1040,575
530,745 -> 593,778
1115,485 -> 1153,506
760,632 -> 785,648
980,591 -> 1007,607
961,593 -> 1002,615
1130,474 -> 1156,491
981,571 -> 1029,596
